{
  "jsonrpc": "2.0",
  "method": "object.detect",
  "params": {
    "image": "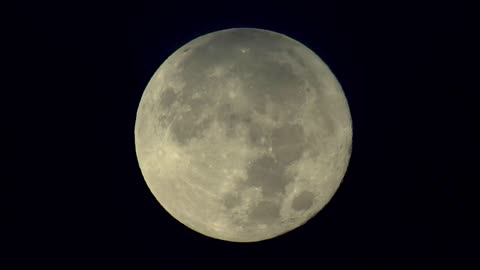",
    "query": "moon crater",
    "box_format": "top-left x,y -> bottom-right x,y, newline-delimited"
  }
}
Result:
291,190 -> 315,211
